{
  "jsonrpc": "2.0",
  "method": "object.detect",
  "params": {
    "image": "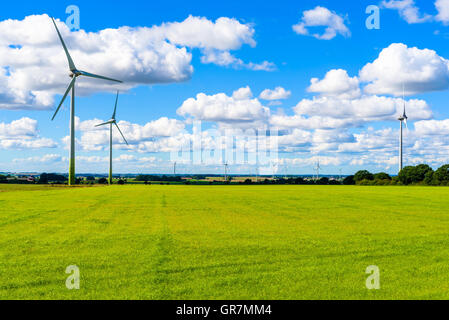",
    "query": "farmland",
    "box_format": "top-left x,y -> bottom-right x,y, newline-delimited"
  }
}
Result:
1,184 -> 449,299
